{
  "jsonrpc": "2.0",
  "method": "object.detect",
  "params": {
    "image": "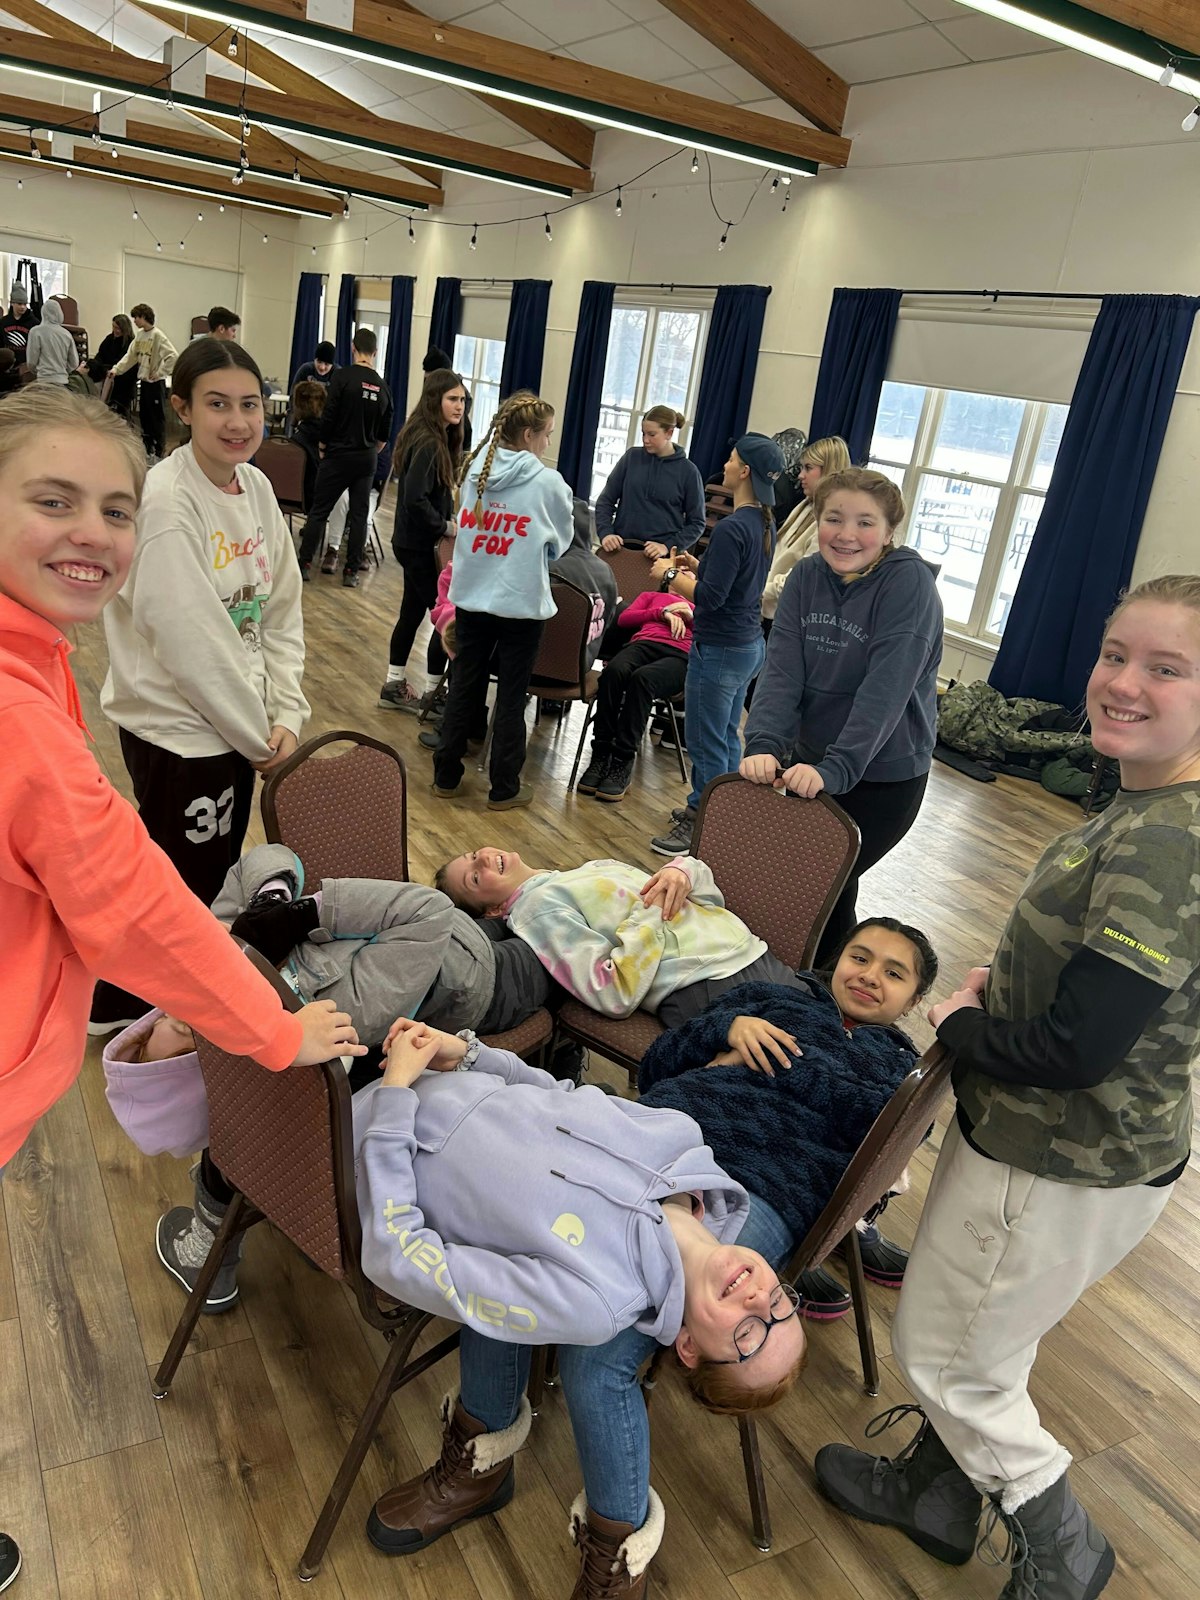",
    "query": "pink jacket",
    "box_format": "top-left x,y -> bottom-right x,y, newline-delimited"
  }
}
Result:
615,590 -> 693,654
431,563 -> 455,638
